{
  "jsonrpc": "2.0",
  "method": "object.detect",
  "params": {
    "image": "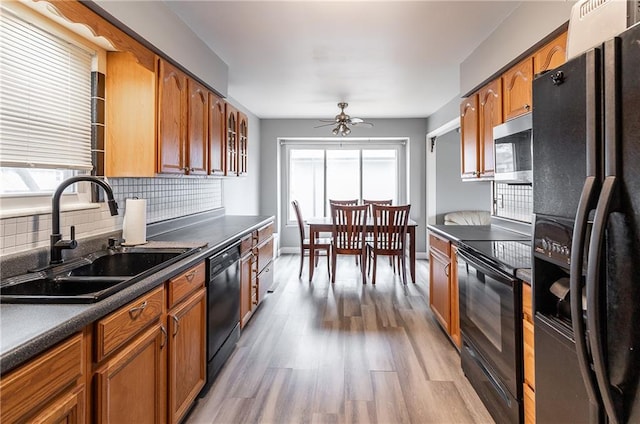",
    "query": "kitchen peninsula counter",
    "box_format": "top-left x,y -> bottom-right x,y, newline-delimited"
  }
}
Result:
0,211 -> 274,374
